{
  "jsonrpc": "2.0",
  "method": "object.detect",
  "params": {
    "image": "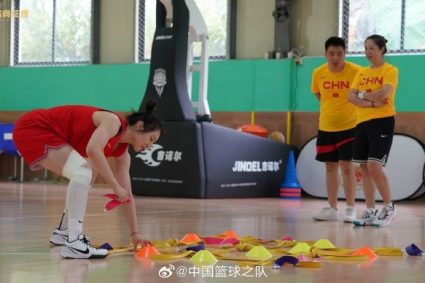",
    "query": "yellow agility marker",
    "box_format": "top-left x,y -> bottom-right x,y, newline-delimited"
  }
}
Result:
190,250 -> 218,265
245,246 -> 273,261
289,242 -> 311,256
313,239 -> 336,249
